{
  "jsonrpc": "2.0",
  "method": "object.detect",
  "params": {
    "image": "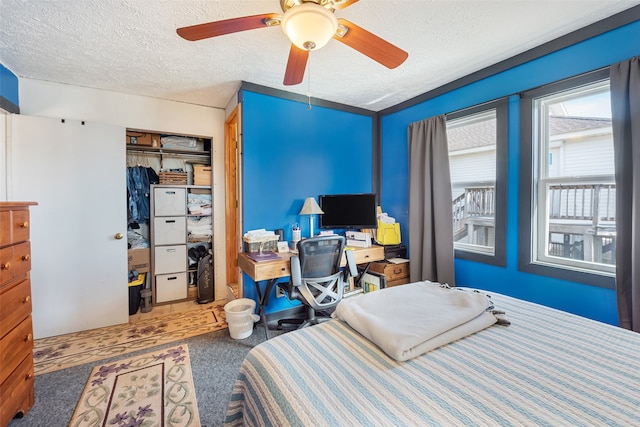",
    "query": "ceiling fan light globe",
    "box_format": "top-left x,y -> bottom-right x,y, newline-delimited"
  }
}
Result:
282,3 -> 338,50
